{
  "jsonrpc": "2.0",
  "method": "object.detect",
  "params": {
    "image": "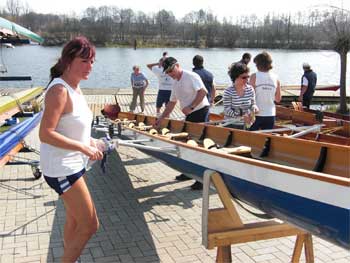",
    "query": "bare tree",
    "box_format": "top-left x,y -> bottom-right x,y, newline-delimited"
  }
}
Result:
6,0 -> 22,19
321,6 -> 350,113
